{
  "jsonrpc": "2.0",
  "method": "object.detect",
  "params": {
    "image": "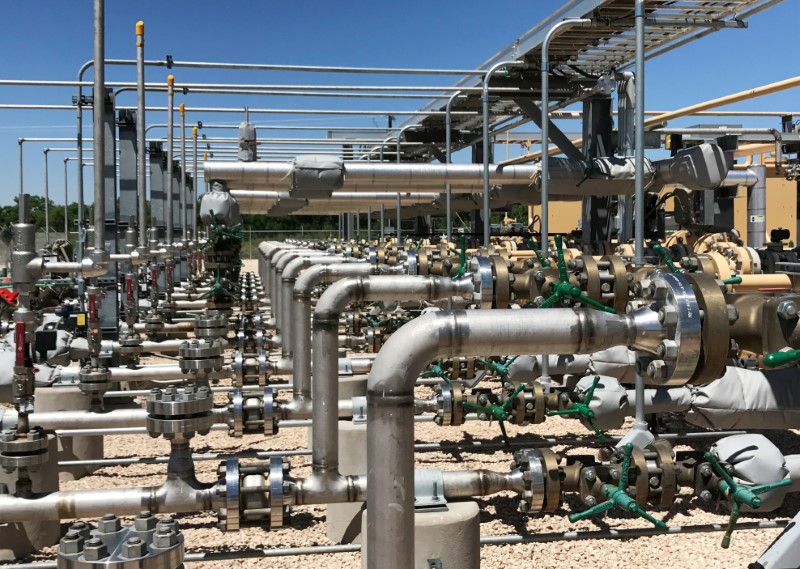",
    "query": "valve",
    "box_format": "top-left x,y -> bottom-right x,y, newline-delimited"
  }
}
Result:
421,359 -> 450,383
462,383 -> 526,448
537,235 -> 616,313
546,375 -> 607,441
568,443 -> 667,529
475,356 -> 518,379
528,238 -> 551,268
449,234 -> 468,280
703,450 -> 791,548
